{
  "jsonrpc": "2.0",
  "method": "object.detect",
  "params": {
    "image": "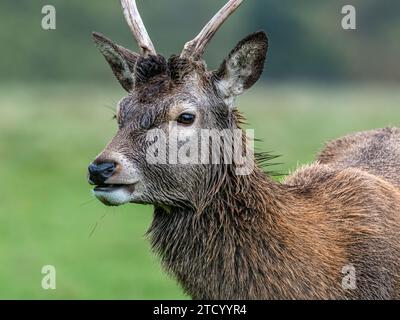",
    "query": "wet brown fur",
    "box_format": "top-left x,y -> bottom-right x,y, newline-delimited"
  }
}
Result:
149,121 -> 400,299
